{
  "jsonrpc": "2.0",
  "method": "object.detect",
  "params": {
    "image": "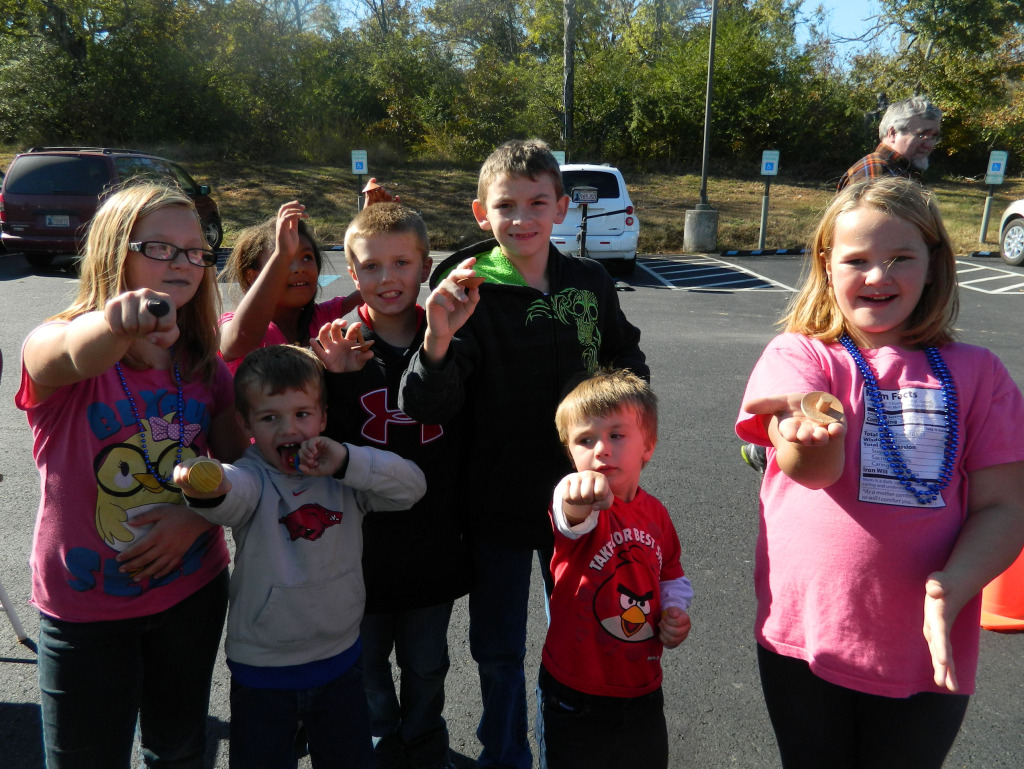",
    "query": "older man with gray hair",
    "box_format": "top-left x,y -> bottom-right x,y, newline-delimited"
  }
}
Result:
837,97 -> 943,191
